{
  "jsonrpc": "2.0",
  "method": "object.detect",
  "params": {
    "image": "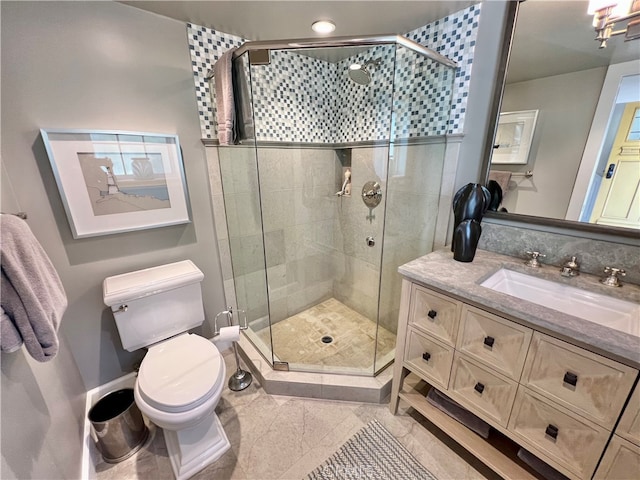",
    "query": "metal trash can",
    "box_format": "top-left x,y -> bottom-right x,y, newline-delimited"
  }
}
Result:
88,388 -> 149,463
